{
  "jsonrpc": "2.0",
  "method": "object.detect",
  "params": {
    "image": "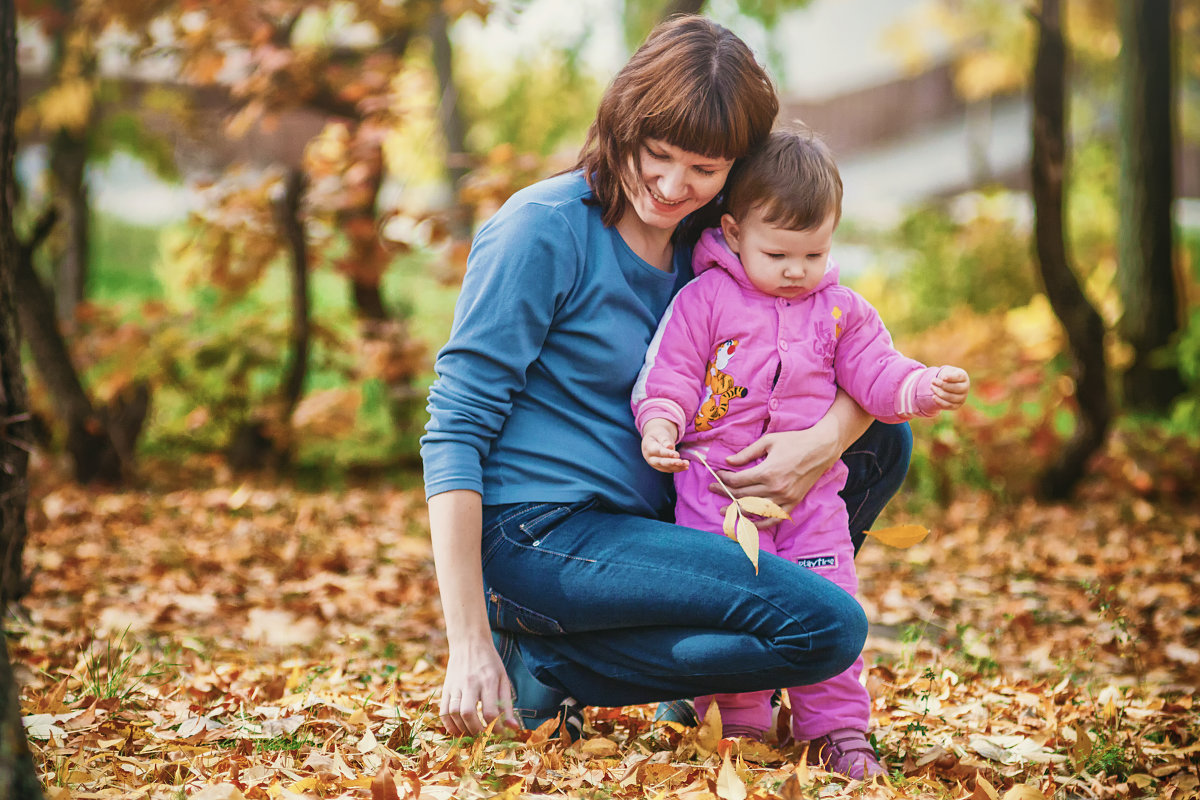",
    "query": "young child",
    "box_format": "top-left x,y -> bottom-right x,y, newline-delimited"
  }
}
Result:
631,128 -> 970,779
